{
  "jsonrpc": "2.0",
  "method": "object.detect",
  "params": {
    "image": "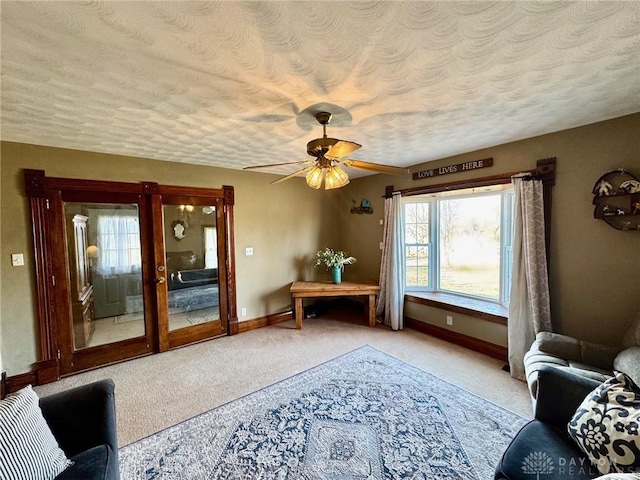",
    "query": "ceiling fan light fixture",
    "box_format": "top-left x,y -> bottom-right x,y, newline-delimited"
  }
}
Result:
305,166 -> 324,189
249,109 -> 406,187
324,165 -> 350,190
